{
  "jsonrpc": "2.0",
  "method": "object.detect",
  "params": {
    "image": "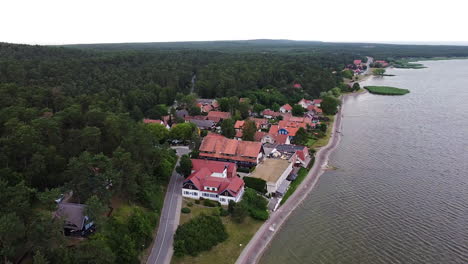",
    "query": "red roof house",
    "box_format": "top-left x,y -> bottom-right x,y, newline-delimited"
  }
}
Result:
280,104 -> 293,113
199,134 -> 264,167
182,159 -> 245,205
206,111 -> 231,123
354,59 -> 362,65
